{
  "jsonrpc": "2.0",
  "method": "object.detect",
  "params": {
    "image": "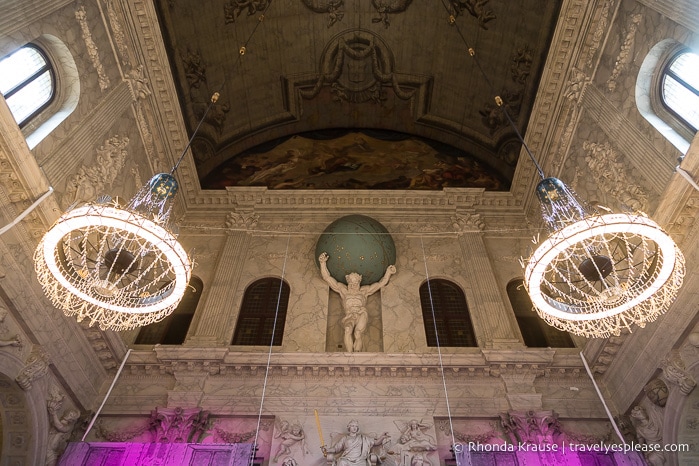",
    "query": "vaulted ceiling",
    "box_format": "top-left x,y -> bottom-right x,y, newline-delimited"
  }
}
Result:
154,0 -> 562,190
